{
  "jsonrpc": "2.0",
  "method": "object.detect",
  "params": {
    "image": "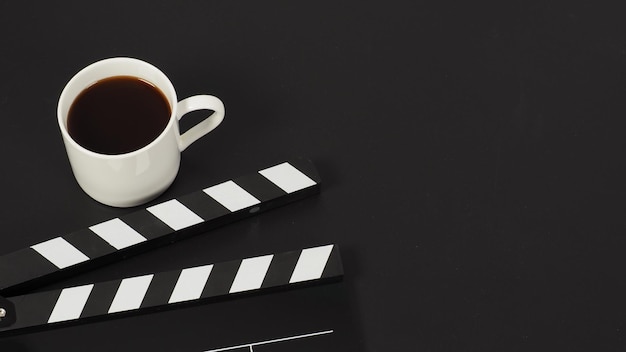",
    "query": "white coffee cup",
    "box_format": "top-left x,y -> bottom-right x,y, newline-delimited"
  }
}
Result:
57,57 -> 225,207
